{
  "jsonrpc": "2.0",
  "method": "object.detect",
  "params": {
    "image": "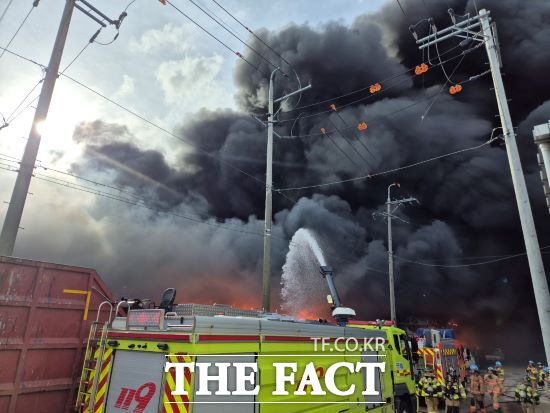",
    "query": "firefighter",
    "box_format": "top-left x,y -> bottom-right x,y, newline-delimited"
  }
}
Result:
494,361 -> 505,386
418,368 -> 444,413
526,361 -> 538,389
469,364 -> 486,413
515,378 -> 540,413
537,364 -> 546,390
445,367 -> 466,413
485,366 -> 502,411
